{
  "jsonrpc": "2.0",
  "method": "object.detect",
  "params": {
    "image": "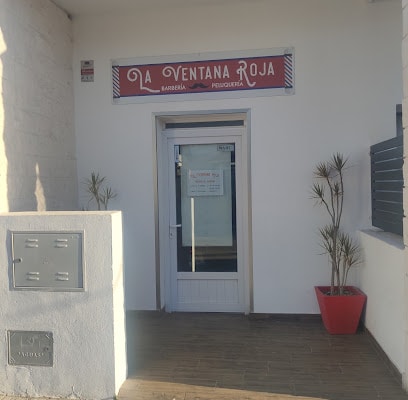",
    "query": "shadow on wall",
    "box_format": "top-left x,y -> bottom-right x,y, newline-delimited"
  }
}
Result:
0,2 -> 78,213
